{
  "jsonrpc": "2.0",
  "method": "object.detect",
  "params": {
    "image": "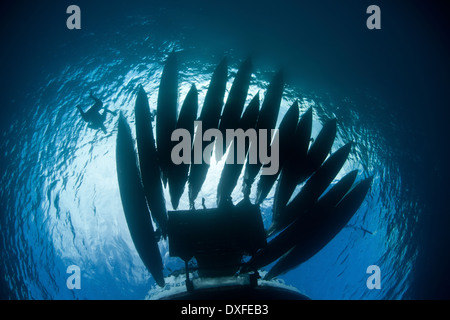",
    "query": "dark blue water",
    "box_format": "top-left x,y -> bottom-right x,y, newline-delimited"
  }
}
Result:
1,0 -> 449,300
